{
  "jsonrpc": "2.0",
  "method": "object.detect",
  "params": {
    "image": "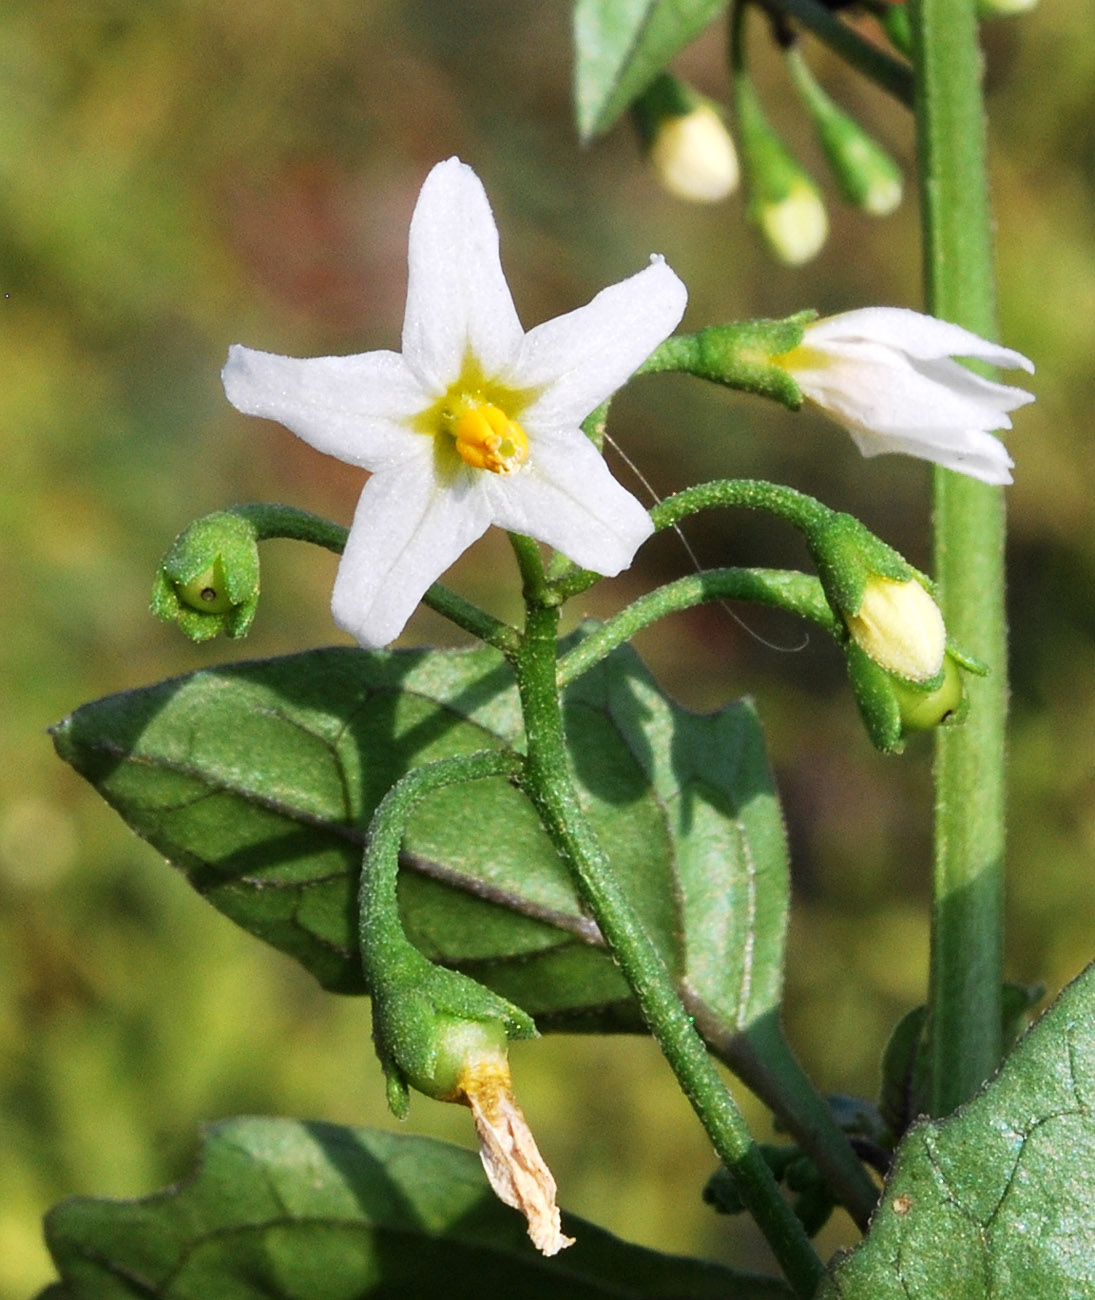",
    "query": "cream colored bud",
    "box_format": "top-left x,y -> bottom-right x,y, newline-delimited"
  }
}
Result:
755,178 -> 829,266
650,105 -> 740,203
846,577 -> 946,683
